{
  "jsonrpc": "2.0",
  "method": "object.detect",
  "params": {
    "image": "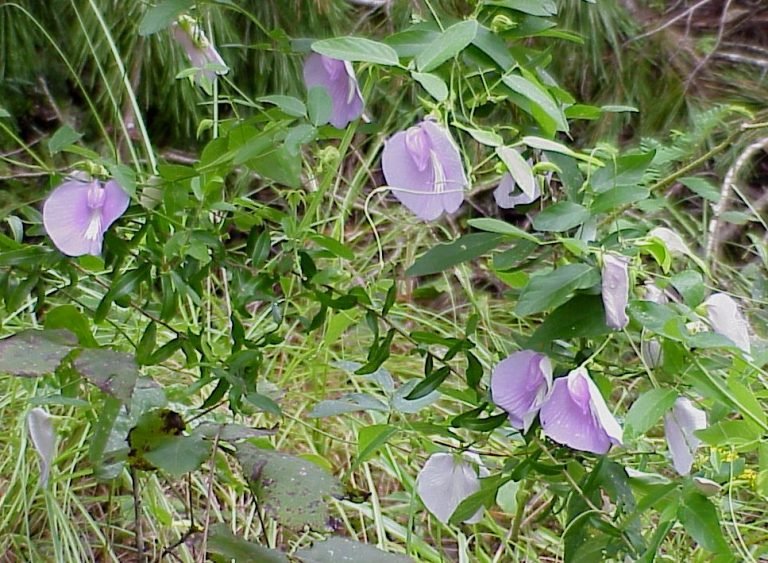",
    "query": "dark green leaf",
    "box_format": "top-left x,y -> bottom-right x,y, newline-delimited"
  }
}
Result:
207,524 -> 289,563
677,492 -> 730,554
623,389 -> 678,440
0,329 -> 77,377
527,294 -> 611,348
590,151 -> 655,193
404,367 -> 450,400
406,233 -> 505,276
532,202 -> 590,232
415,20 -> 478,72
44,305 -> 98,347
295,537 -> 412,563
48,125 -> 82,155
516,264 -> 599,316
